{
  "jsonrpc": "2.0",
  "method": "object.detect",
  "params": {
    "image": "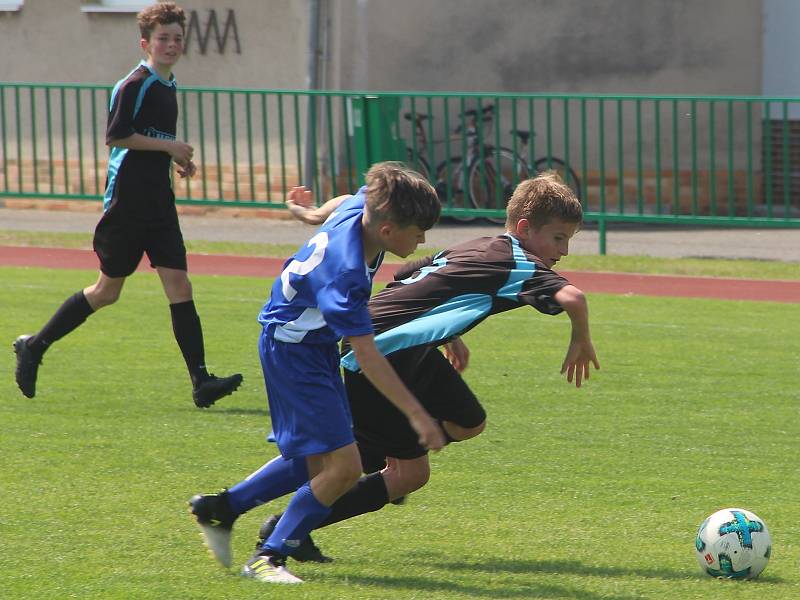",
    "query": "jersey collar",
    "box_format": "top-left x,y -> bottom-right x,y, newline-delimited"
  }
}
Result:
139,60 -> 177,88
